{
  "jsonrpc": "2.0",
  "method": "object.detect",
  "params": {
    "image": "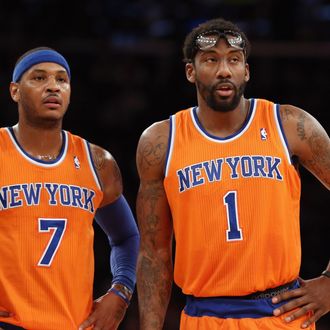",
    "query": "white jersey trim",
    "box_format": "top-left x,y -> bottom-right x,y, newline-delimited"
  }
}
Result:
6,127 -> 68,168
83,140 -> 102,190
165,115 -> 176,178
273,104 -> 292,165
190,98 -> 257,143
